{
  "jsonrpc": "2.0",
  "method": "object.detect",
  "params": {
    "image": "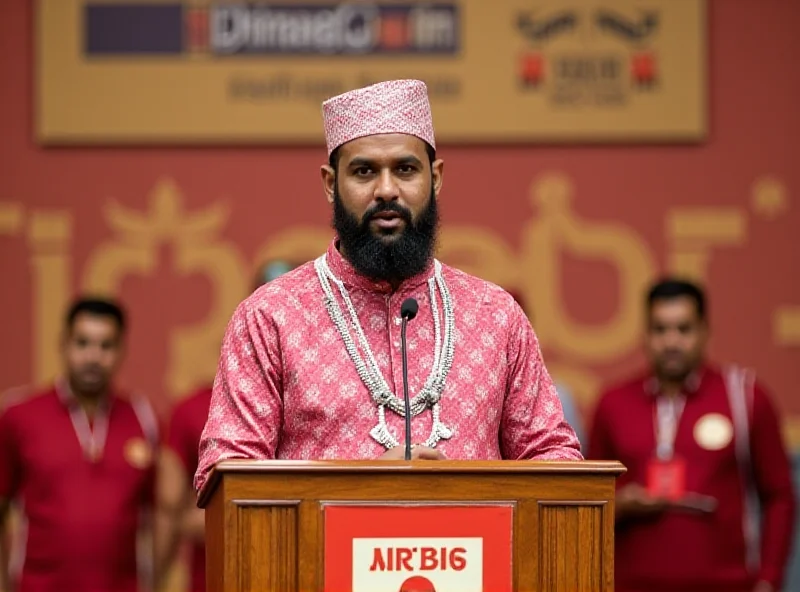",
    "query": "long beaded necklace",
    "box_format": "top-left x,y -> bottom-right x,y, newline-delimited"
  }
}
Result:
314,254 -> 455,449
